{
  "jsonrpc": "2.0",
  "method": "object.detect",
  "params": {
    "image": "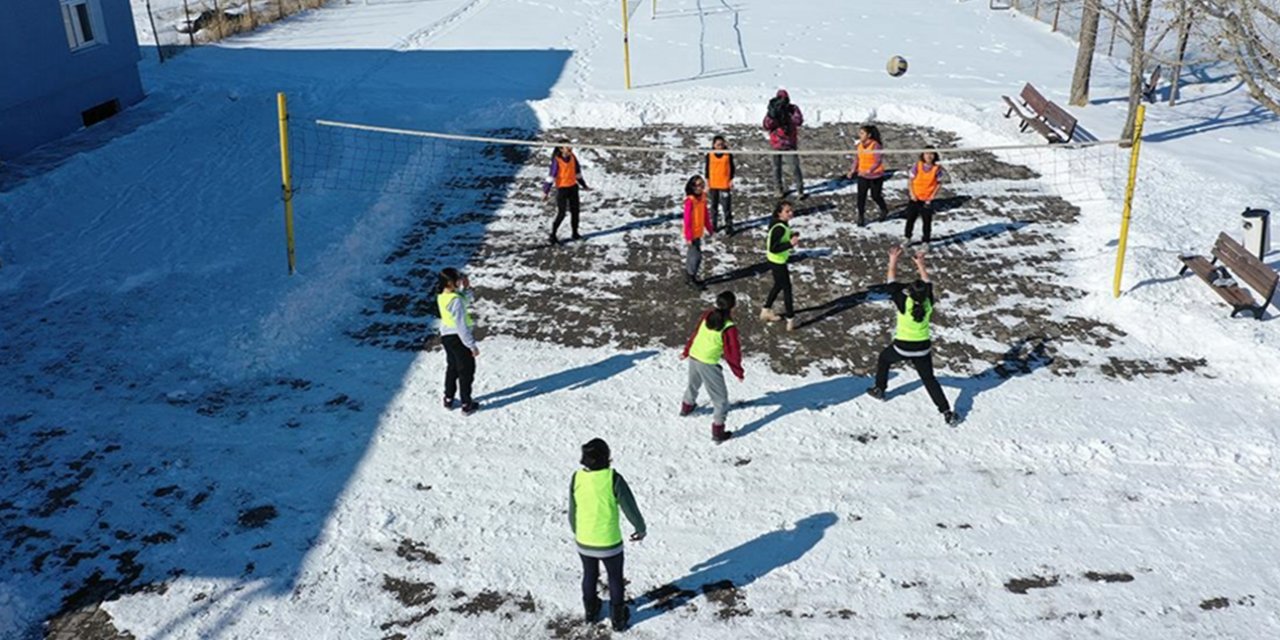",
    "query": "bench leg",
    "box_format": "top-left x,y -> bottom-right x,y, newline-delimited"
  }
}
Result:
1178,264 -> 1189,277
